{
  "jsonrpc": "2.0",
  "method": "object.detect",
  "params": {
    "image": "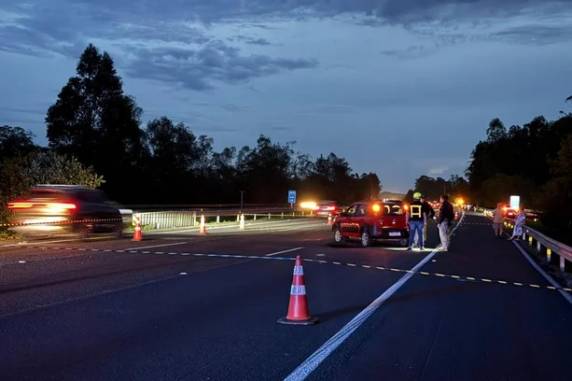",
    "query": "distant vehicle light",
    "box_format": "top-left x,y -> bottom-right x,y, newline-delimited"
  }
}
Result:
300,201 -> 318,210
455,197 -> 465,206
371,203 -> 381,213
403,204 -> 409,211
